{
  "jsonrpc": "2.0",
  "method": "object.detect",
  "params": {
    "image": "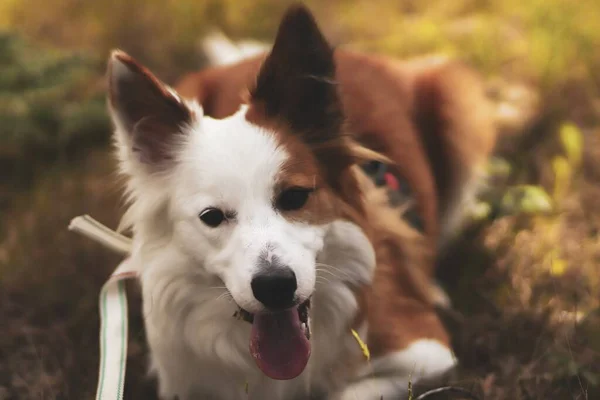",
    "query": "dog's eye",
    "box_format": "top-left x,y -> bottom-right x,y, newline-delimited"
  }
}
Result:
199,208 -> 226,227
276,187 -> 313,211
